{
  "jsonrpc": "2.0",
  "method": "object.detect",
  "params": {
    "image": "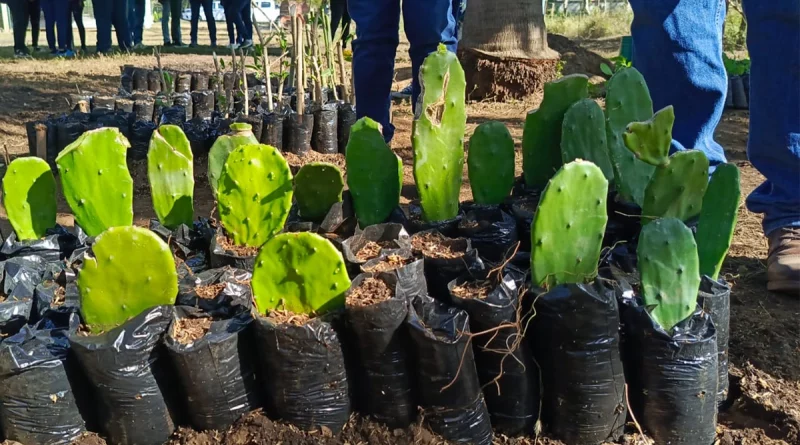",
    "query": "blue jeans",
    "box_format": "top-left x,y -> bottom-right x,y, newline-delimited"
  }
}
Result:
93,0 -> 131,52
162,0 -> 182,44
41,0 -> 70,51
630,0 -> 800,235
224,0 -> 250,44
190,0 -> 217,45
348,0 -> 459,141
128,0 -> 145,45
